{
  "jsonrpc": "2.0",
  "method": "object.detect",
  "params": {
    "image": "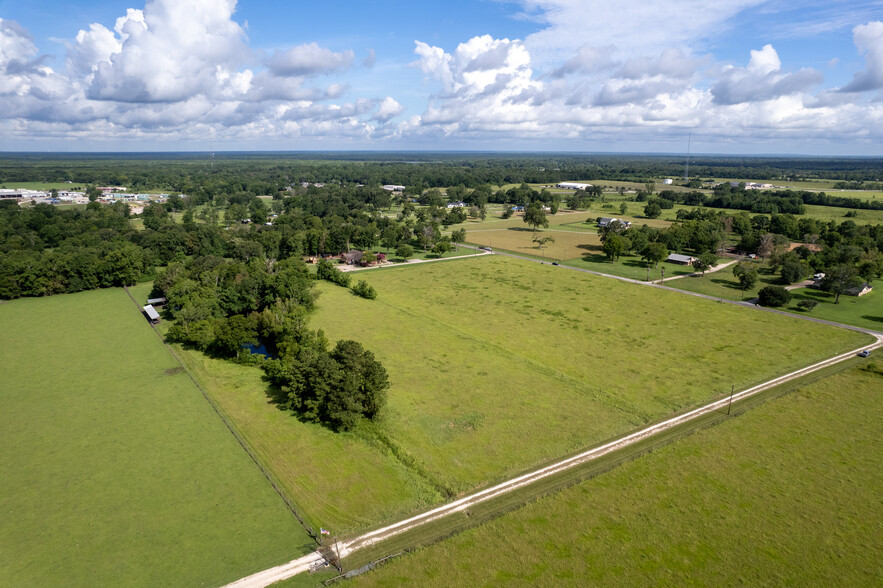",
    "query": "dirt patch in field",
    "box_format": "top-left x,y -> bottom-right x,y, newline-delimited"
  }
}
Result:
164,366 -> 185,376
